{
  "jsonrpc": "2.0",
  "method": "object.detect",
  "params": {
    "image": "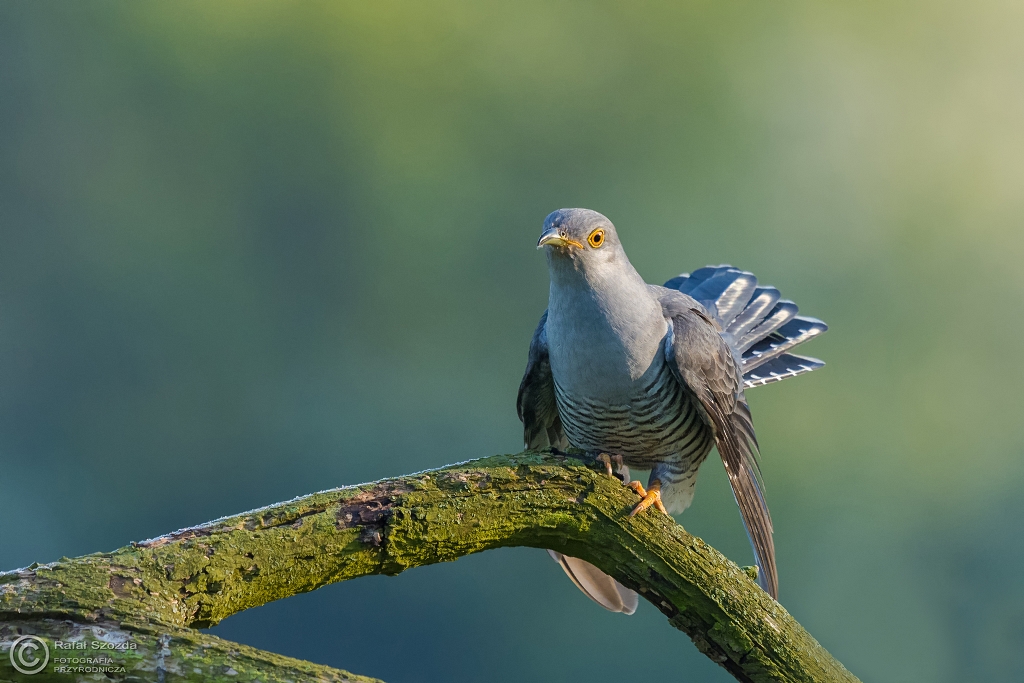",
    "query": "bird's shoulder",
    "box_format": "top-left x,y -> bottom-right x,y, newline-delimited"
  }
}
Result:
649,284 -> 721,333
653,285 -> 742,403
